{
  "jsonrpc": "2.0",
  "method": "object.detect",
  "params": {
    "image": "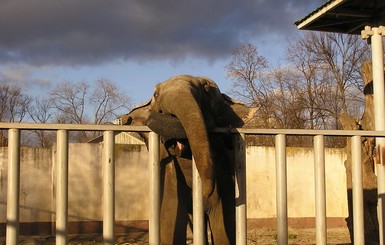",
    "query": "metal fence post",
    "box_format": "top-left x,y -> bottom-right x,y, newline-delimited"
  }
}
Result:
275,134 -> 288,245
369,26 -> 385,245
149,132 -> 160,245
193,157 -> 205,245
235,133 -> 247,245
6,128 -> 20,245
56,130 -> 68,245
314,135 -> 326,245
103,131 -> 115,245
351,135 -> 365,245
